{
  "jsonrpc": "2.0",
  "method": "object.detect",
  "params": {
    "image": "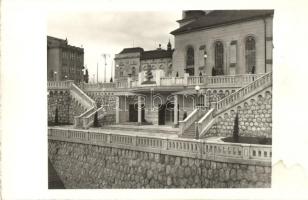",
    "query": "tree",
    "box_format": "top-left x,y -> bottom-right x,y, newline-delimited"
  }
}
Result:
93,112 -> 100,127
84,69 -> 89,83
233,113 -> 239,142
54,107 -> 59,125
